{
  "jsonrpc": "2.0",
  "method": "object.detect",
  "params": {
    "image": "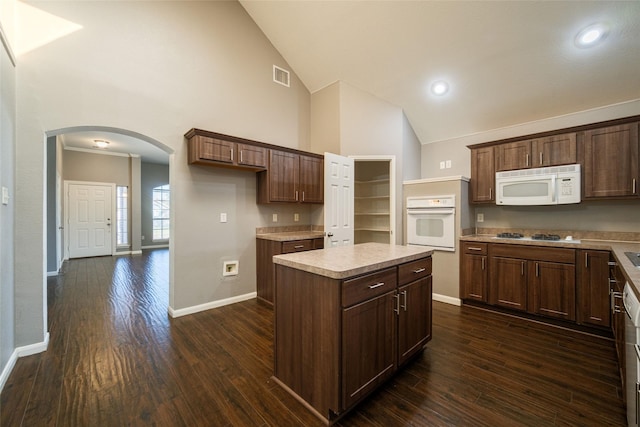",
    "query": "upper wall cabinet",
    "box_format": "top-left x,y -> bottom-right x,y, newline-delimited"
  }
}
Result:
581,123 -> 639,199
470,146 -> 495,203
257,151 -> 324,204
185,129 -> 268,171
495,133 -> 576,172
